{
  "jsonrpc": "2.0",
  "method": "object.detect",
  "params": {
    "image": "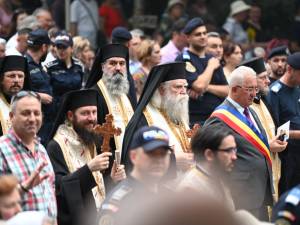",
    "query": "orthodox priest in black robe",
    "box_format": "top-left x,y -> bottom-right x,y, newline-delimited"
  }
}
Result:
85,44 -> 136,177
121,62 -> 195,175
47,89 -> 126,225
0,55 -> 31,135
